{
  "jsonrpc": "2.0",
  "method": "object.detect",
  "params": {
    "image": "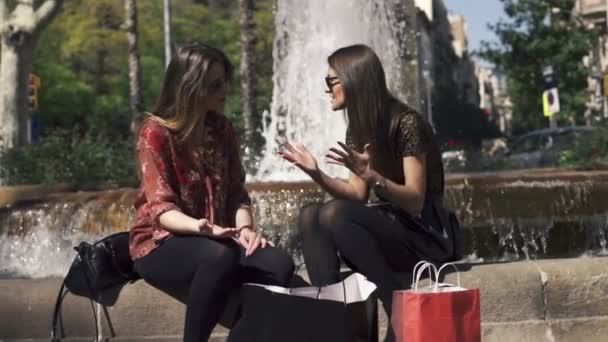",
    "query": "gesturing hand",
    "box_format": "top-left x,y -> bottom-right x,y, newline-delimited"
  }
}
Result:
238,228 -> 274,256
278,141 -> 320,177
196,219 -> 239,239
326,142 -> 374,181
